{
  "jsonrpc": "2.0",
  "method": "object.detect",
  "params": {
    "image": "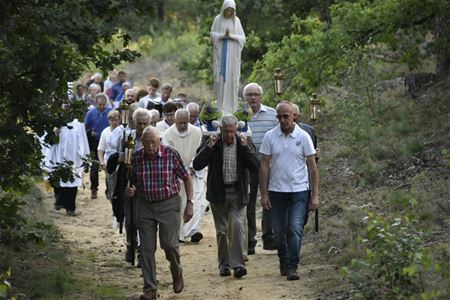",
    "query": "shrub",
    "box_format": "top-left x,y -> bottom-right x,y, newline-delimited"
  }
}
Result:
342,213 -> 450,299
